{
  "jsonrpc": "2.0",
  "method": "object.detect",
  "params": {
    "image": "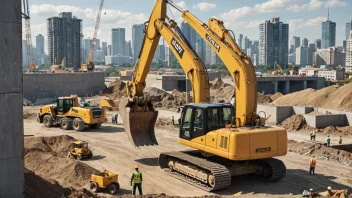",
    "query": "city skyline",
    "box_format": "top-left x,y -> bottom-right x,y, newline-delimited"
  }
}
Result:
25,0 -> 350,54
